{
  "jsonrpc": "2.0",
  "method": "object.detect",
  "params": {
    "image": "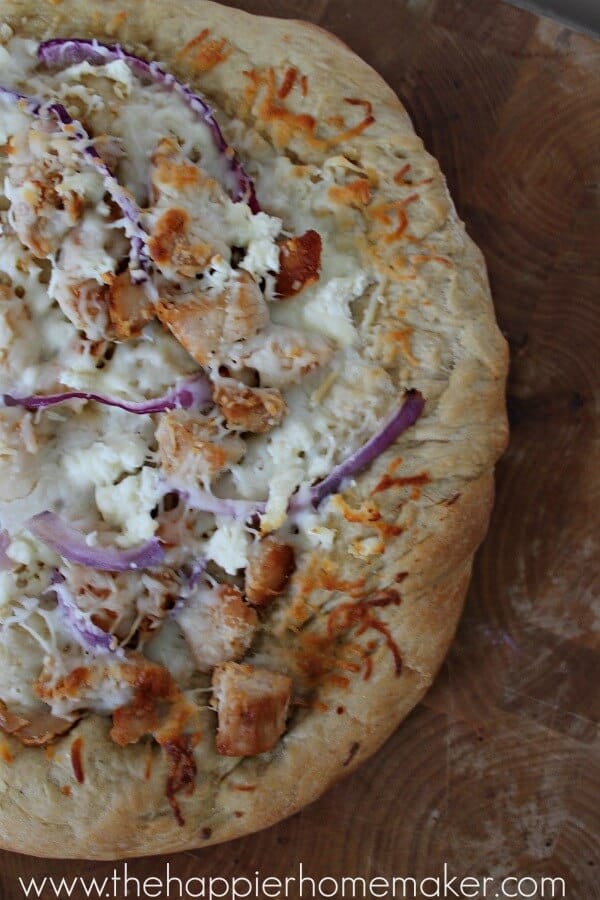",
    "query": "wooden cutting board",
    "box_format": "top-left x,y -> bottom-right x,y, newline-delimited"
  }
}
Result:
1,0 -> 598,895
